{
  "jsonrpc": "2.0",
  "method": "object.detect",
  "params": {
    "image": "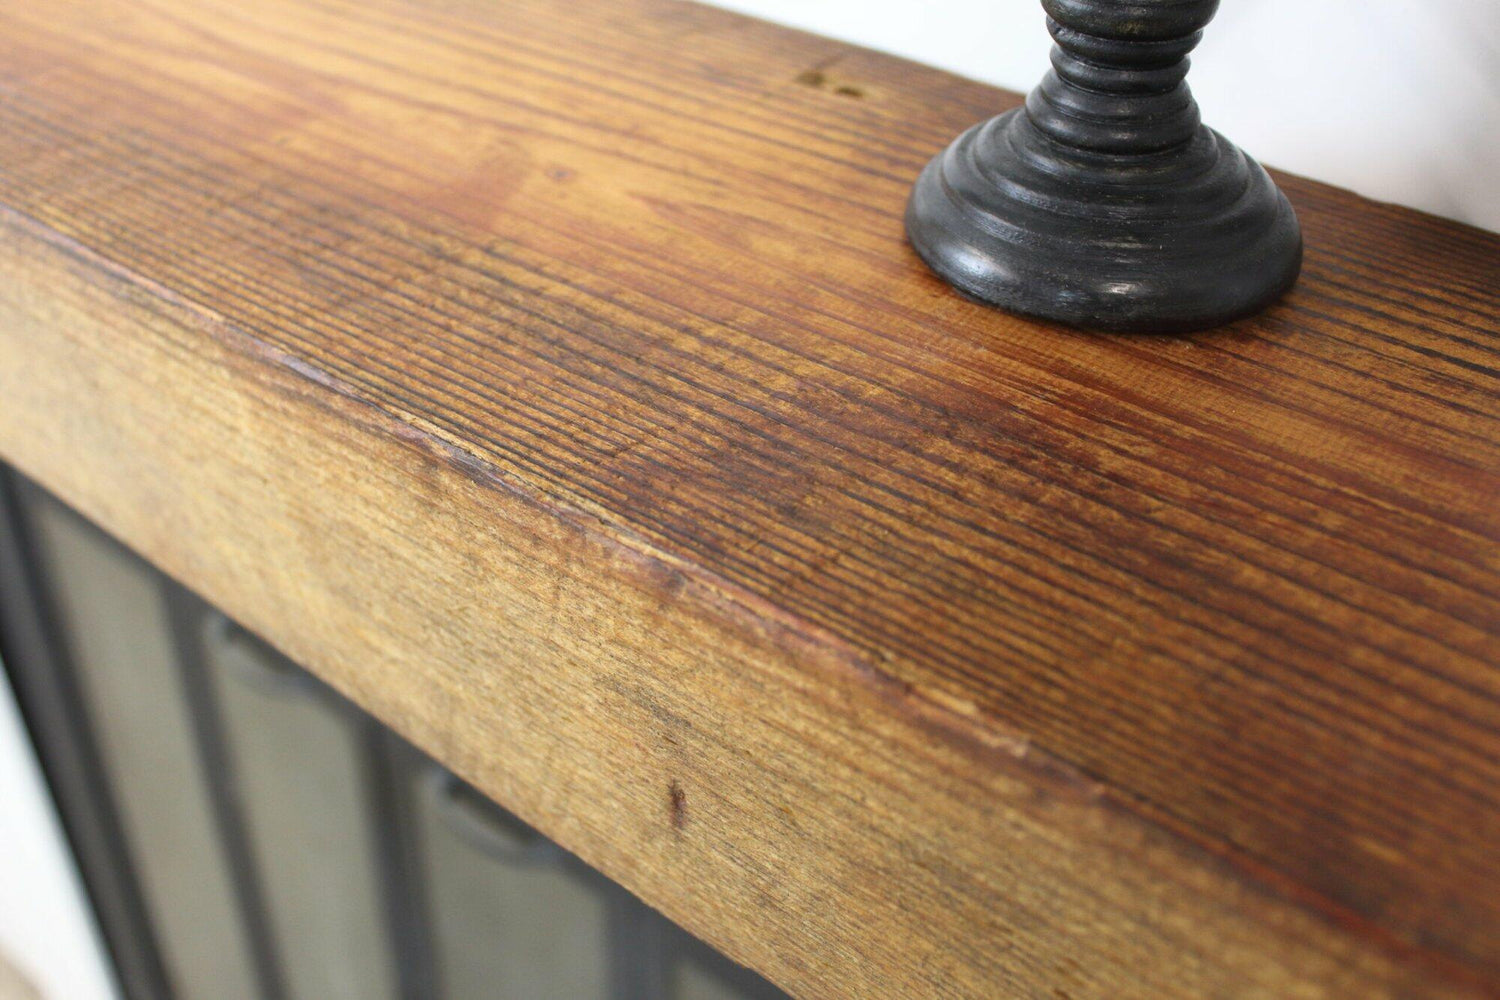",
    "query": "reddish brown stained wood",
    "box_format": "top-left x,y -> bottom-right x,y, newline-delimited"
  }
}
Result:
0,0 -> 1497,996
